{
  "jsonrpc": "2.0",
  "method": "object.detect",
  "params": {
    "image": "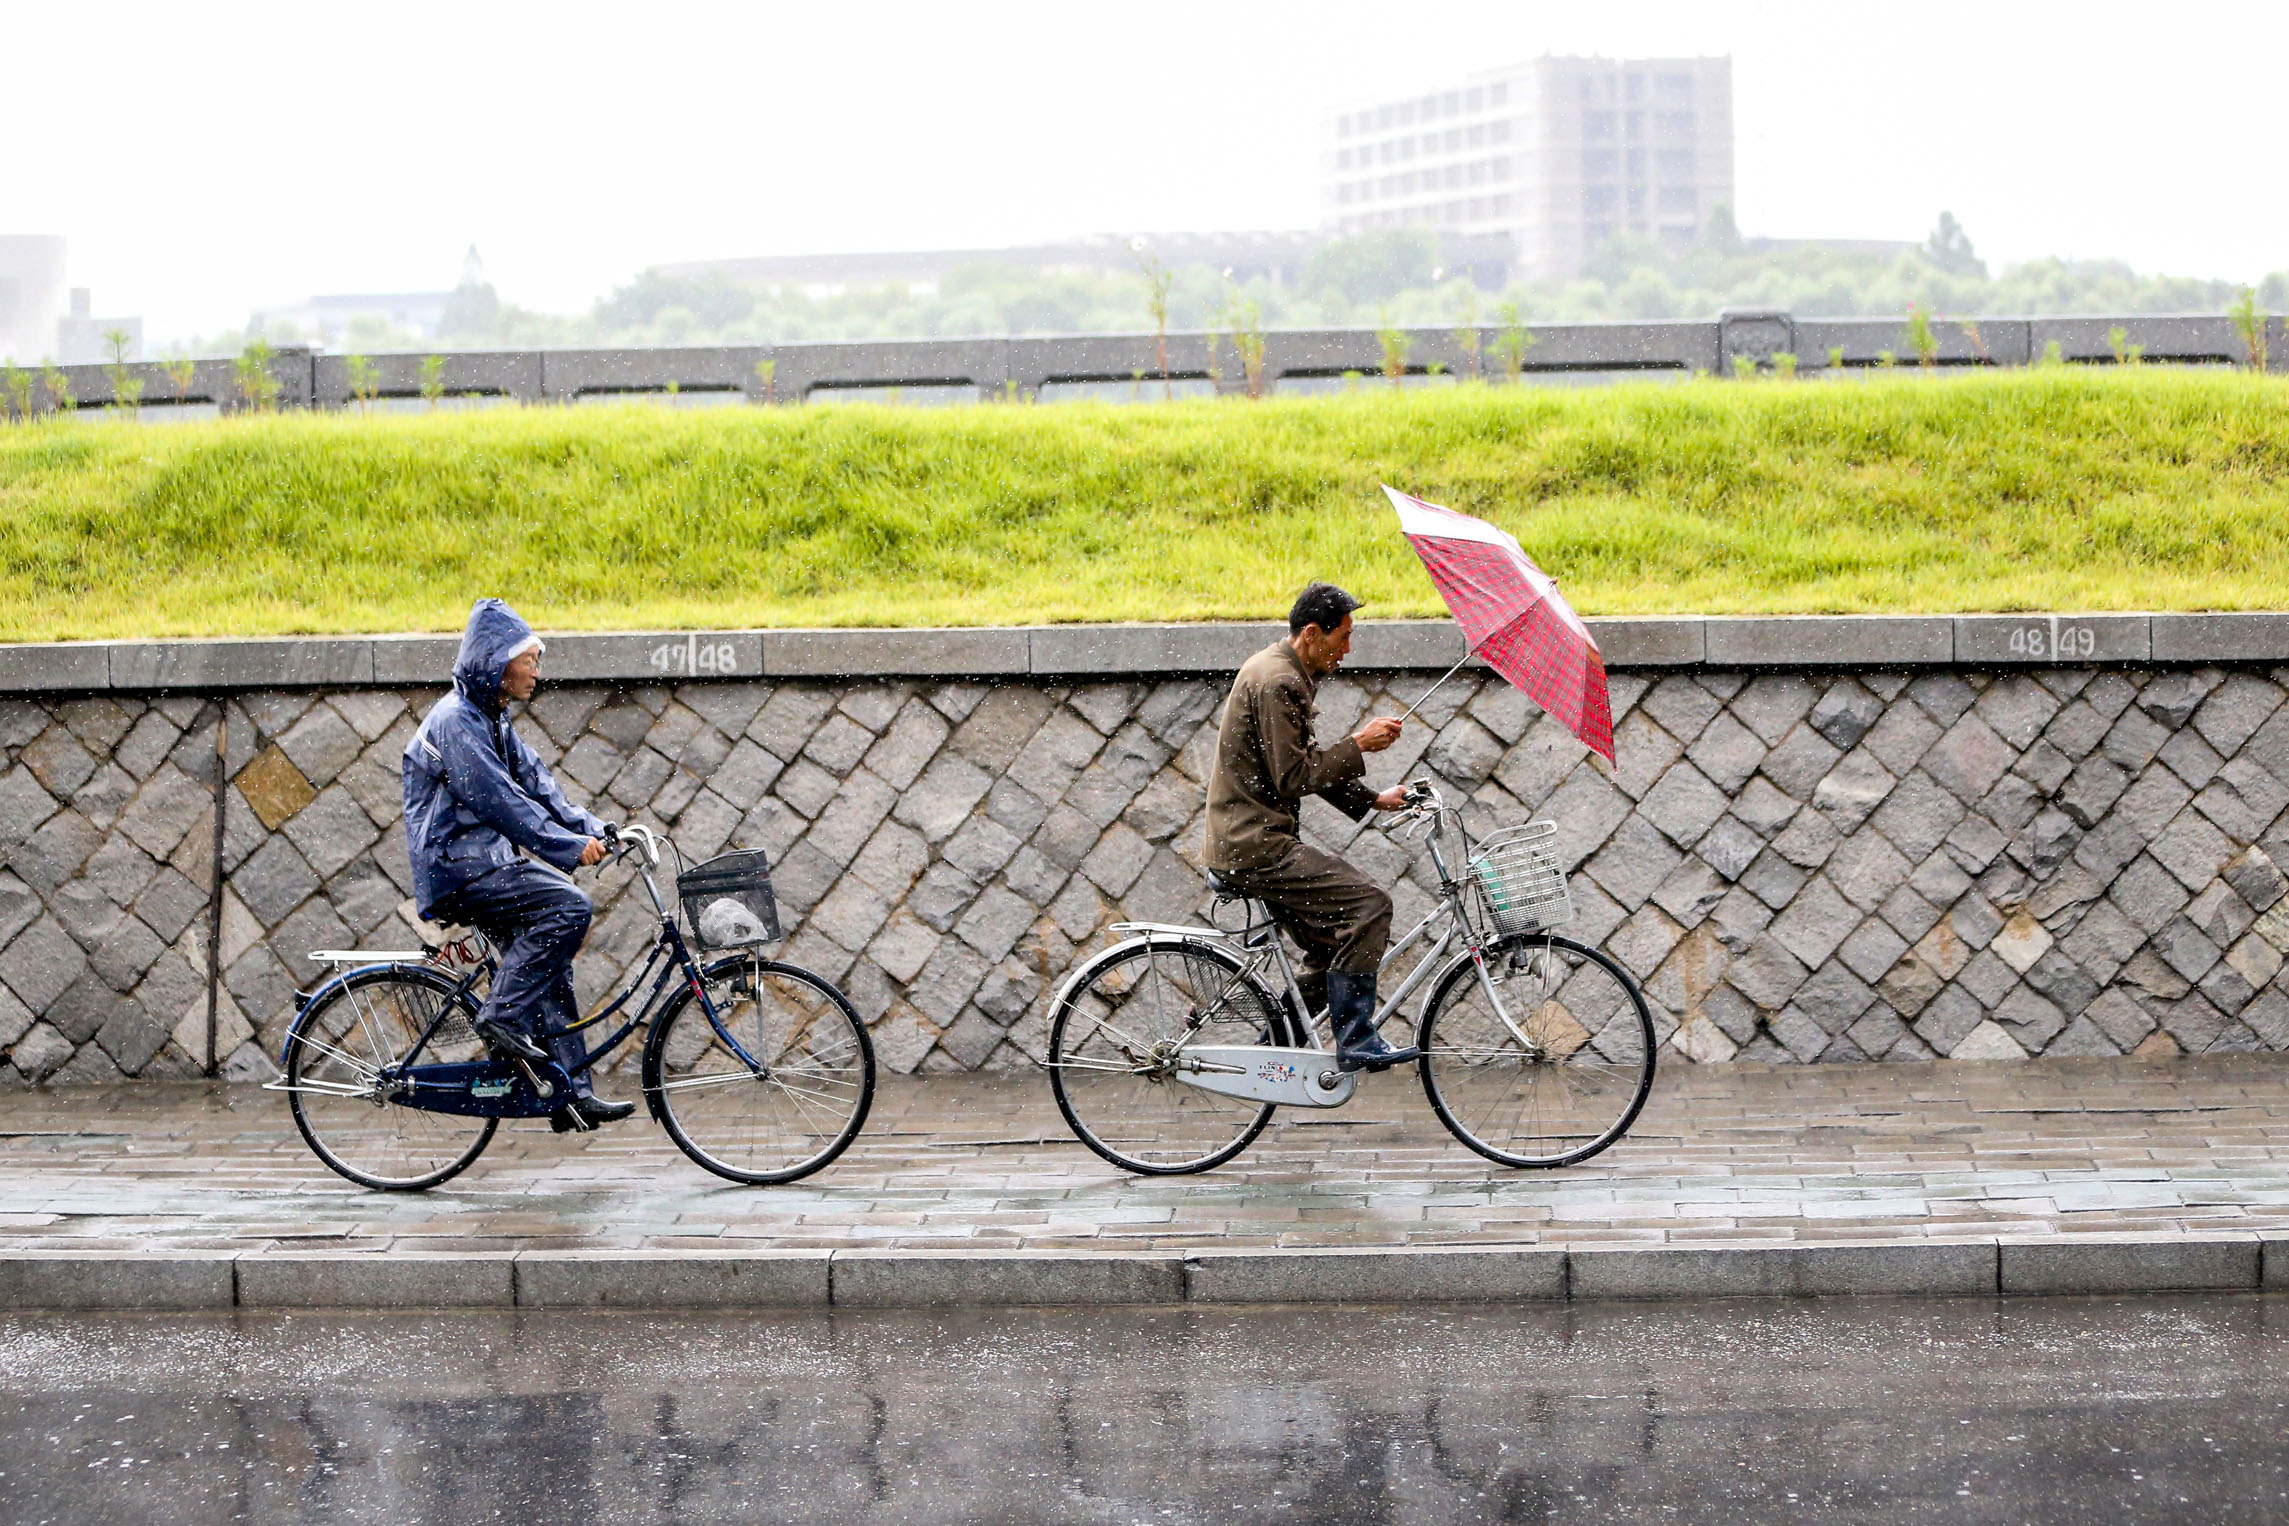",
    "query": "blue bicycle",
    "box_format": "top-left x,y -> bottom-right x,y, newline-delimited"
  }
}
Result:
270,825 -> 874,1190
